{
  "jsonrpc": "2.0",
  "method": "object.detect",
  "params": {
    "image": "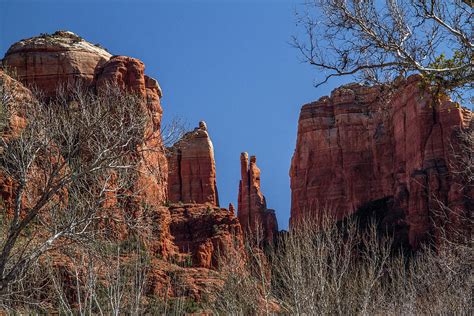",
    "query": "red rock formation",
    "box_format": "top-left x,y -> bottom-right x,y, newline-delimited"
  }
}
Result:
0,29 -> 269,308
167,121 -> 219,206
238,153 -> 278,243
168,203 -> 243,269
93,55 -> 168,204
290,75 -> 472,248
1,32 -> 246,303
0,70 -> 32,212
2,34 -> 168,207
2,31 -> 111,96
